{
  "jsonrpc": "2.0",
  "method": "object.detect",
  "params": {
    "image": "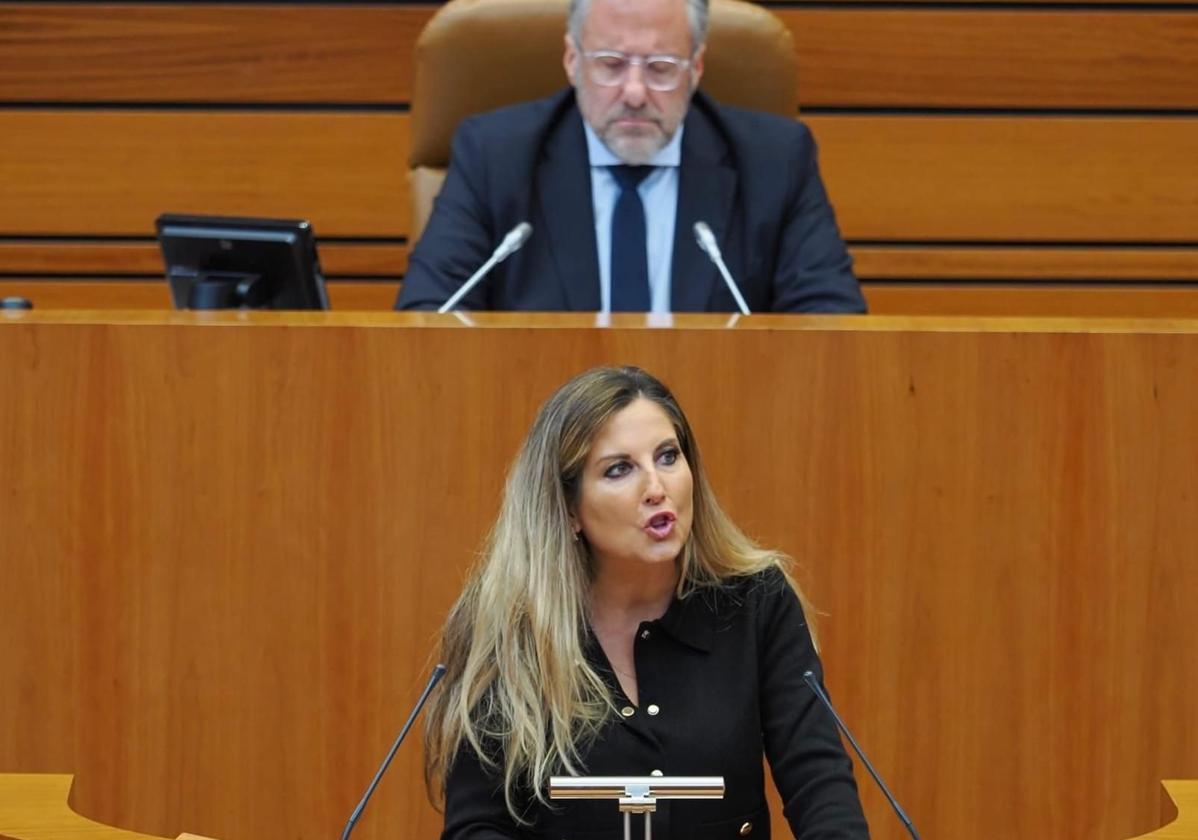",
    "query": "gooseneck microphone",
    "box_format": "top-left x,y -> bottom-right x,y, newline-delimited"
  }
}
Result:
802,670 -> 921,840
692,221 -> 750,316
341,664 -> 448,840
438,222 -> 533,313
